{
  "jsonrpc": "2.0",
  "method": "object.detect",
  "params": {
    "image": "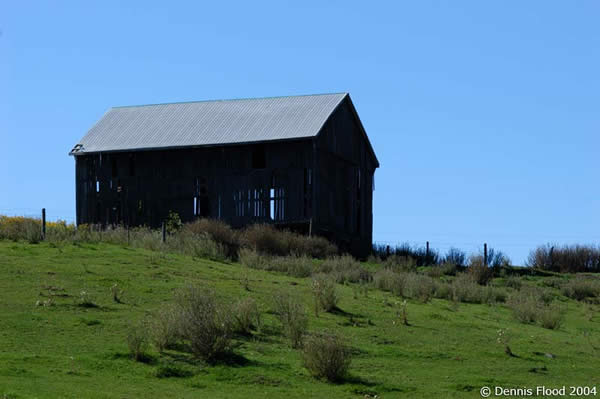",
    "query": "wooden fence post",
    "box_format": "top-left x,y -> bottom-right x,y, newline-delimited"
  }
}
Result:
162,221 -> 166,243
41,208 -> 46,240
484,243 -> 488,266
